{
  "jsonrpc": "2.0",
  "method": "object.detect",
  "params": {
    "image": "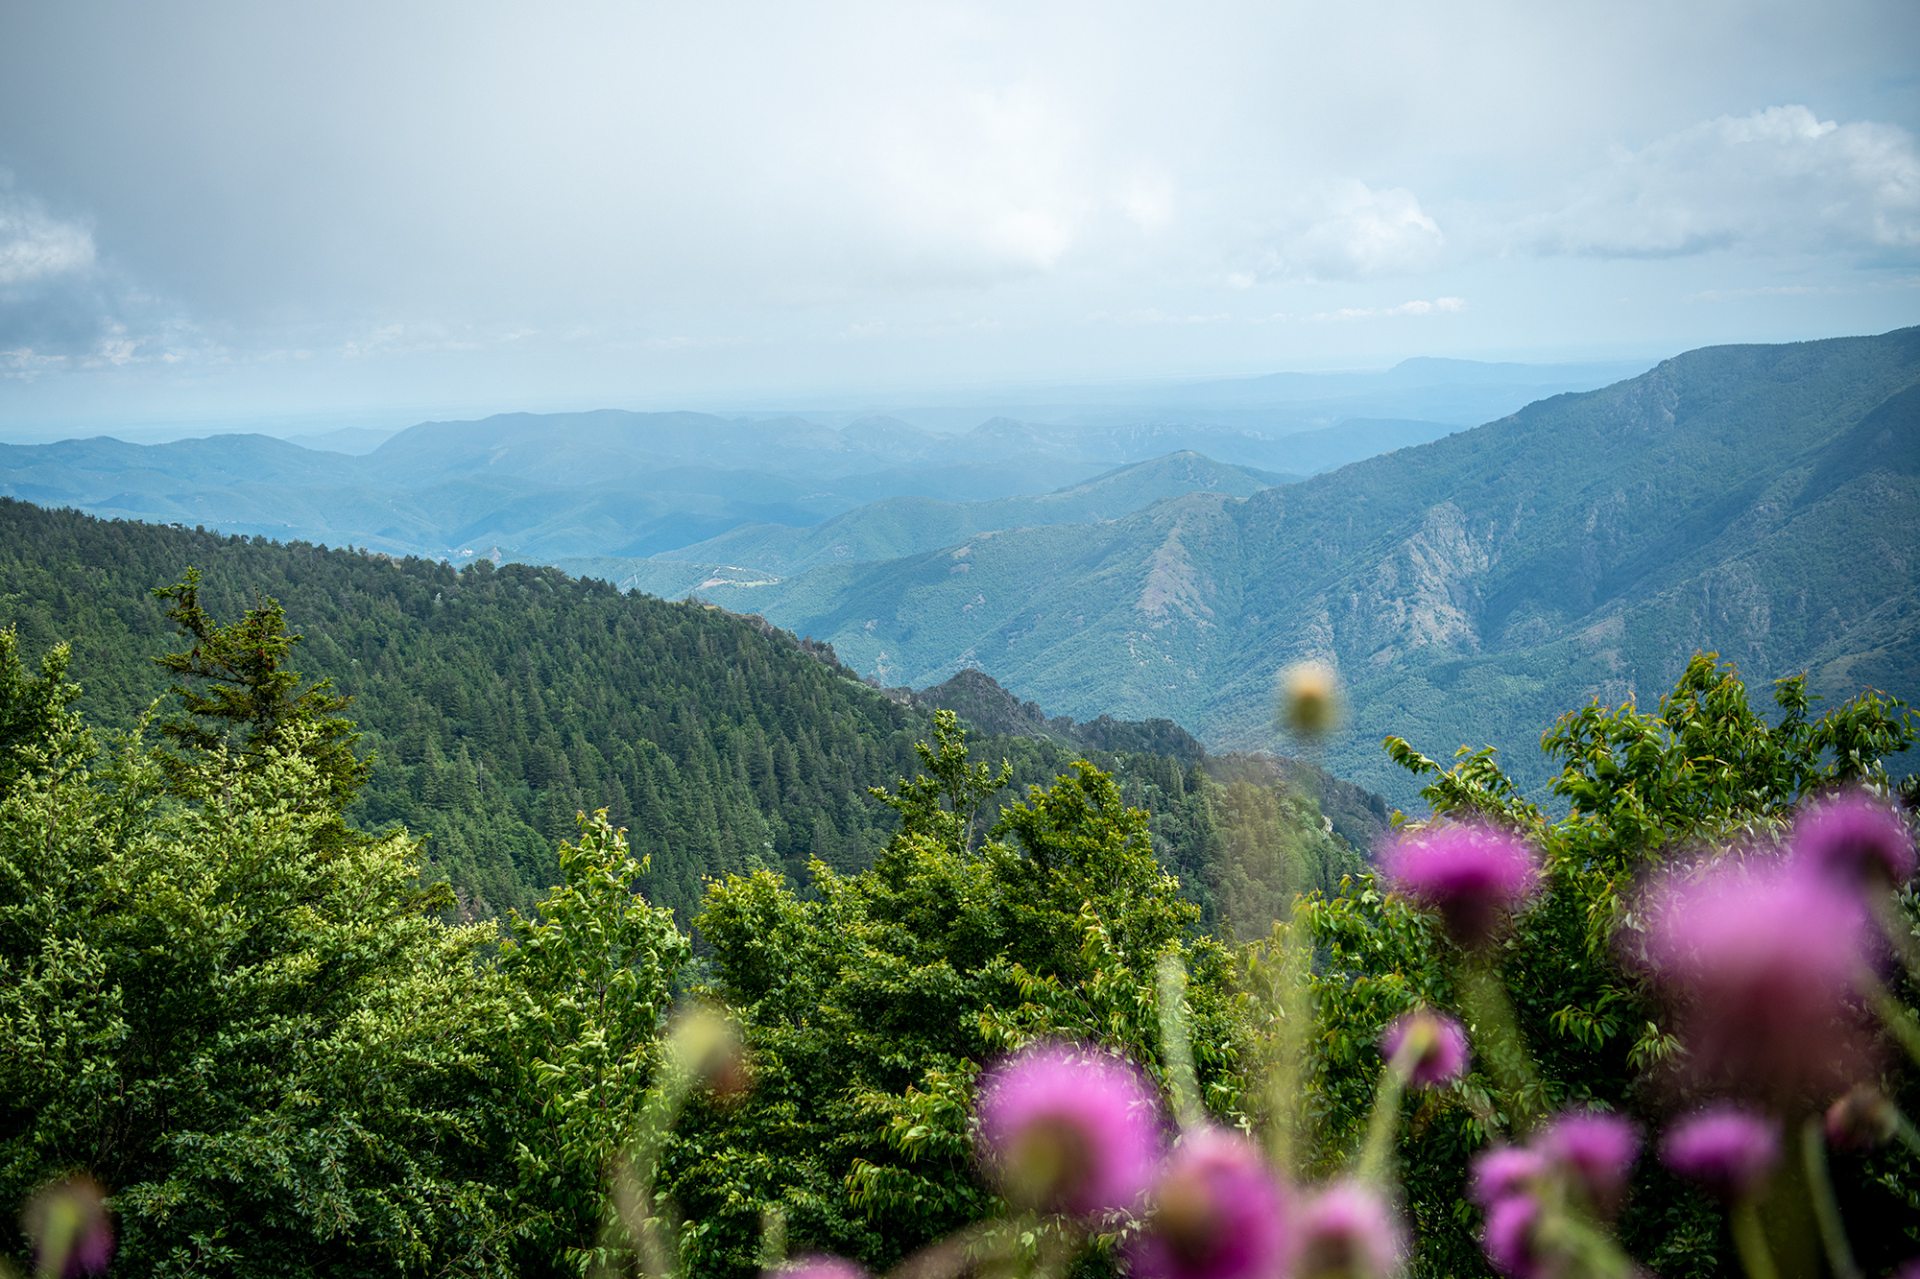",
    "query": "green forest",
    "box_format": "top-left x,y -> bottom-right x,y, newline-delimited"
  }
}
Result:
4,499 -> 1919,1279
0,499 -> 1363,932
